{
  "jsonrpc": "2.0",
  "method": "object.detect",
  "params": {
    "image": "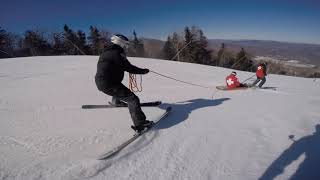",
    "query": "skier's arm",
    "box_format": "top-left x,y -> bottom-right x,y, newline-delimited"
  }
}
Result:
263,64 -> 267,76
235,77 -> 240,86
122,58 -> 149,74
